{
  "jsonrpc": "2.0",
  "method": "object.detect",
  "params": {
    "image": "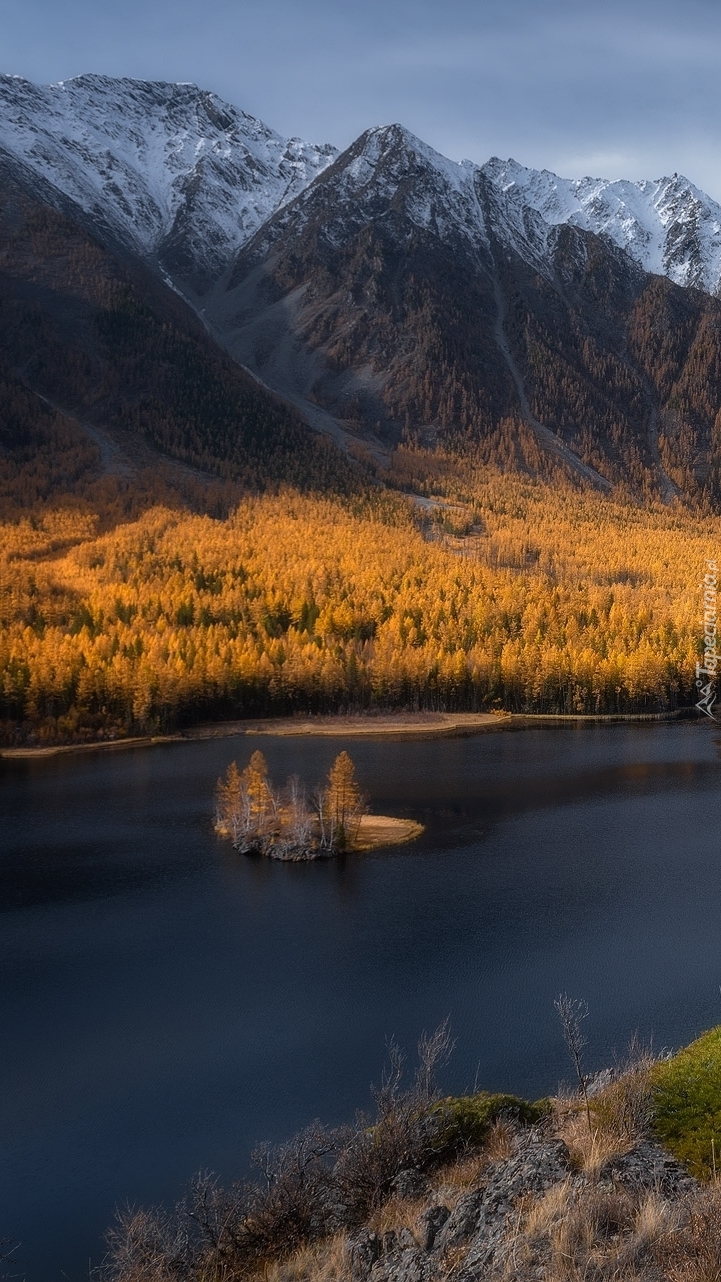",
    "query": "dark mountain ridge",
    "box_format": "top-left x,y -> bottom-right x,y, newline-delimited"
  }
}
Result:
213,124 -> 721,500
0,161 -> 358,518
1,77 -> 721,505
